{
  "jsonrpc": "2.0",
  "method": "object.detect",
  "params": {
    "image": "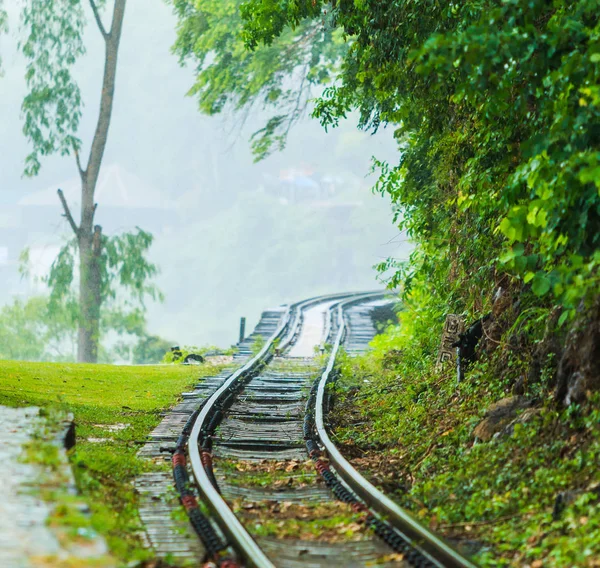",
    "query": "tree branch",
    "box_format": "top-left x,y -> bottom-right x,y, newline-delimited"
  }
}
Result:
89,0 -> 109,39
286,62 -> 310,138
57,189 -> 80,236
83,0 -> 126,217
74,145 -> 86,178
